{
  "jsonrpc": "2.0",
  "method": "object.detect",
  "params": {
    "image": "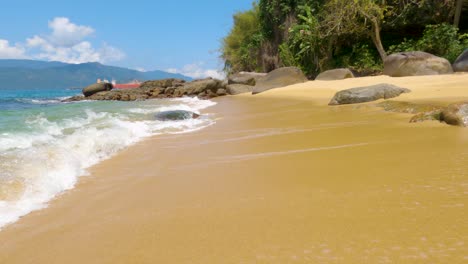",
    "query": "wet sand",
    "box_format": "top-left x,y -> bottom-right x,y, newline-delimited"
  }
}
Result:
0,74 -> 467,263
